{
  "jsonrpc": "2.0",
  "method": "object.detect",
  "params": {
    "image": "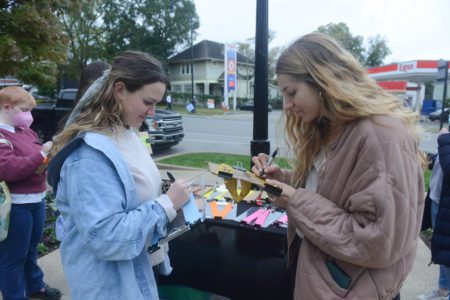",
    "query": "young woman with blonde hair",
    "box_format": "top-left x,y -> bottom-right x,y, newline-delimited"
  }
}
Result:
47,51 -> 190,299
252,32 -> 424,299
